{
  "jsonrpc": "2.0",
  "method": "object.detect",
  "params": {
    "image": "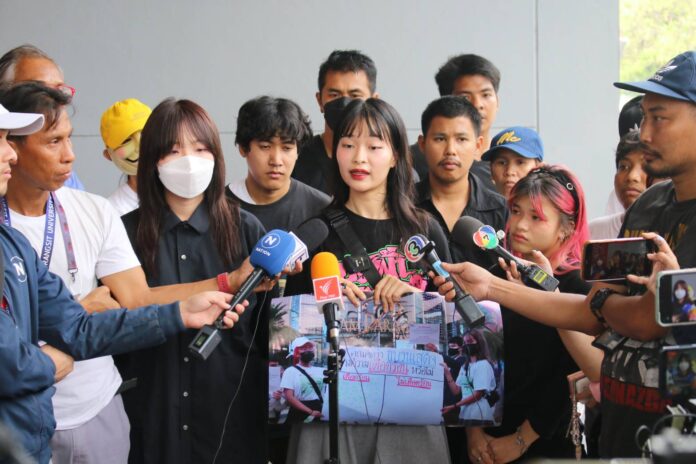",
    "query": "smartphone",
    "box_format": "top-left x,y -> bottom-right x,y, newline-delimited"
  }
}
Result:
656,269 -> 696,327
659,344 -> 696,398
581,238 -> 655,282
